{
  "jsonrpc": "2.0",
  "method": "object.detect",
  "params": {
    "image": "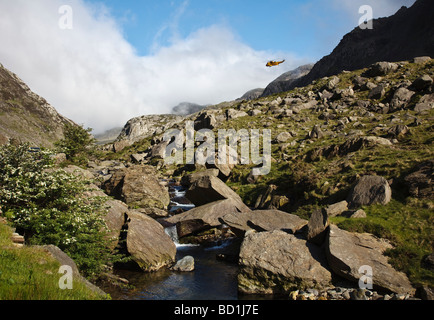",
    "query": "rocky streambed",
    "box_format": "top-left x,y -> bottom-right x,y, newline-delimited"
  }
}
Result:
100,177 -> 420,301
103,182 -> 242,300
